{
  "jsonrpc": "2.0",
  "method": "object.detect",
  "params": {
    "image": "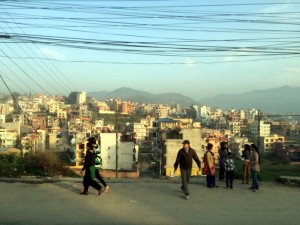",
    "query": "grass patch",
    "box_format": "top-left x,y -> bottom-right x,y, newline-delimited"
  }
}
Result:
232,159 -> 300,182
